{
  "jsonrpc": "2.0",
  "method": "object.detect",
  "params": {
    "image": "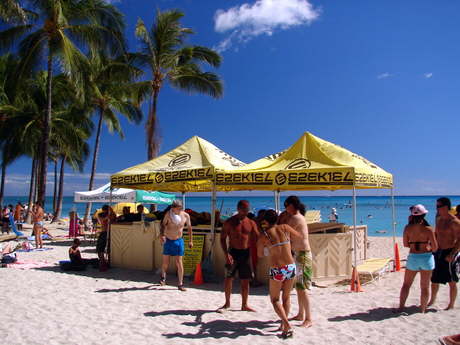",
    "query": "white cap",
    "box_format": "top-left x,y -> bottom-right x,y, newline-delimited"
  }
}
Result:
410,204 -> 428,216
